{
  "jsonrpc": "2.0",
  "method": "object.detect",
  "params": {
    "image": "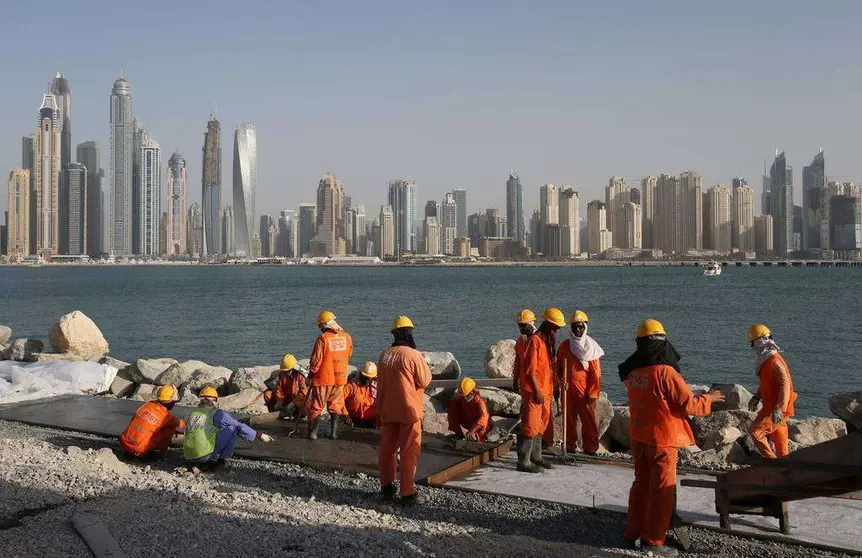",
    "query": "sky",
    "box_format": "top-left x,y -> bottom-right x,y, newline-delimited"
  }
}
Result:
2,0 -> 862,220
